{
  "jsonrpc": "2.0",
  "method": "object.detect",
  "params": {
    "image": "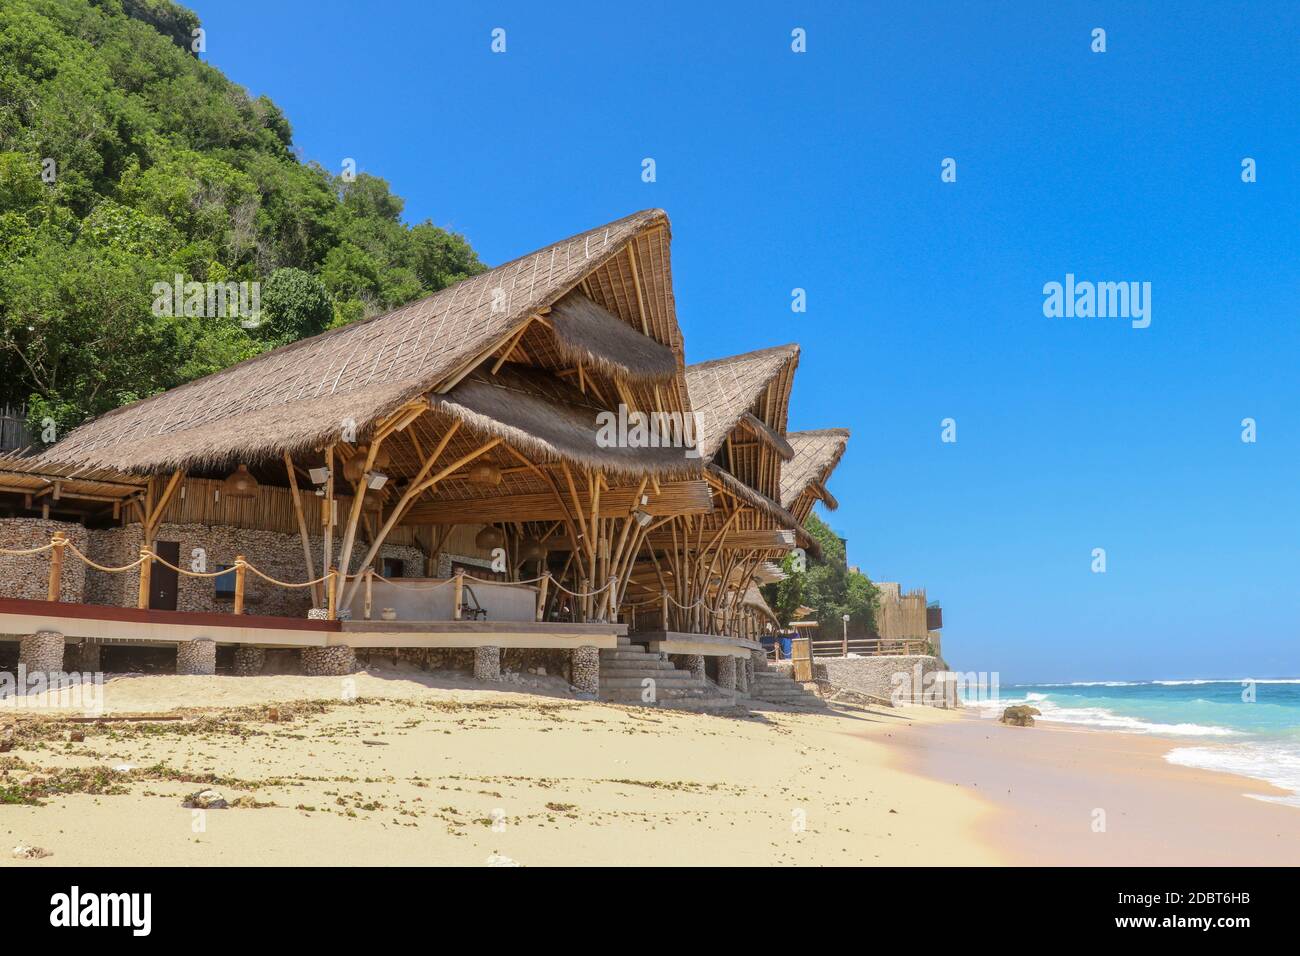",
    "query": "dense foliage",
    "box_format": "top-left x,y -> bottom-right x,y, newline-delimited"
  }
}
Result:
0,0 -> 484,440
763,513 -> 880,636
